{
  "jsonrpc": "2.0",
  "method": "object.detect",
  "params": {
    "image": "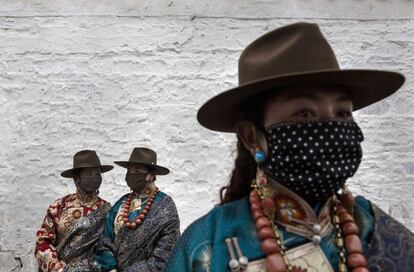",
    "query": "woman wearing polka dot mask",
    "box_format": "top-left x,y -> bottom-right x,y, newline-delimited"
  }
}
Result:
252,86 -> 364,206
166,23 -> 413,272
